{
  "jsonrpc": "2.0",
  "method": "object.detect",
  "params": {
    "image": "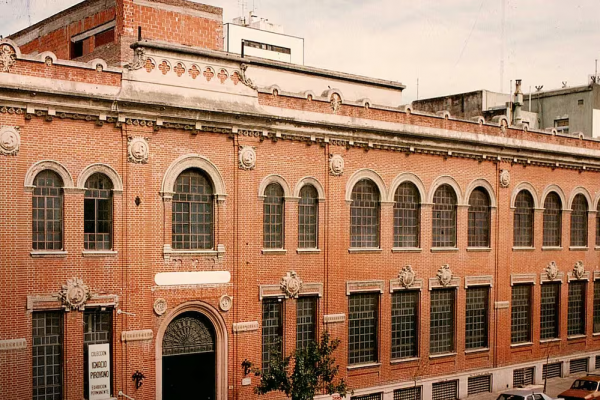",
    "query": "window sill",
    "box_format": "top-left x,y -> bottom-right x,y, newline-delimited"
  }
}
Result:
82,250 -> 117,257
430,247 -> 458,253
542,246 -> 563,251
391,247 -> 421,253
347,362 -> 381,371
510,342 -> 533,348
593,332 -> 600,337
595,246 -> 600,251
390,357 -> 419,364
30,251 -> 68,258
429,352 -> 457,359
348,248 -> 382,254
296,248 -> 321,254
567,334 -> 586,340
569,246 -> 589,251
163,244 -> 225,261
512,247 -> 535,251
540,338 -> 561,344
465,347 -> 489,354
466,247 -> 491,252
261,249 -> 287,255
